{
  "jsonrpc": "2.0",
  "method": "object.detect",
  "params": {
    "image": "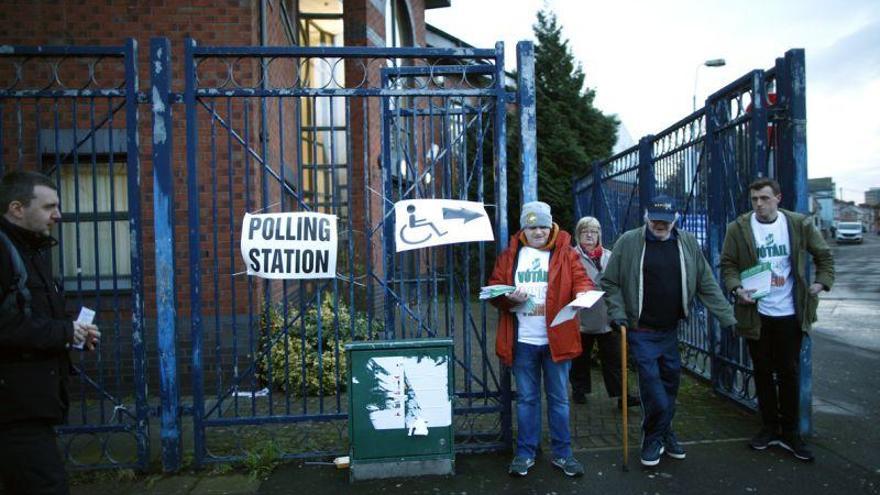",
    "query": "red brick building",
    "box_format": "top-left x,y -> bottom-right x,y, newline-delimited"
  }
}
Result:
1,0 -> 476,392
